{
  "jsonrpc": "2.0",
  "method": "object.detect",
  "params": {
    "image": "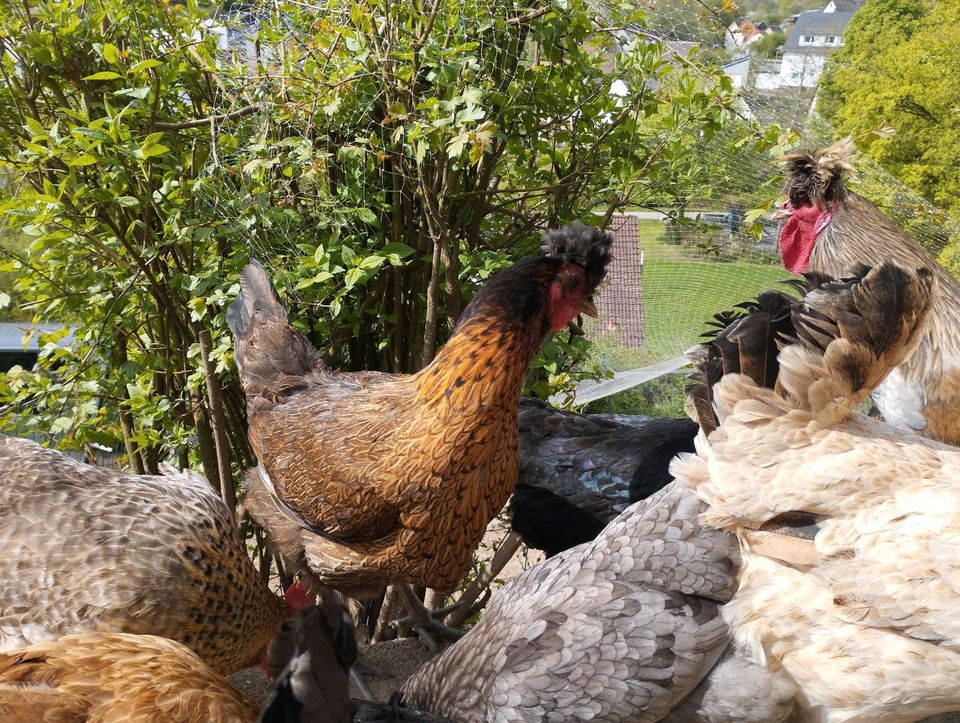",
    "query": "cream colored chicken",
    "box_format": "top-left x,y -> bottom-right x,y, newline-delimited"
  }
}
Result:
675,260 -> 960,721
